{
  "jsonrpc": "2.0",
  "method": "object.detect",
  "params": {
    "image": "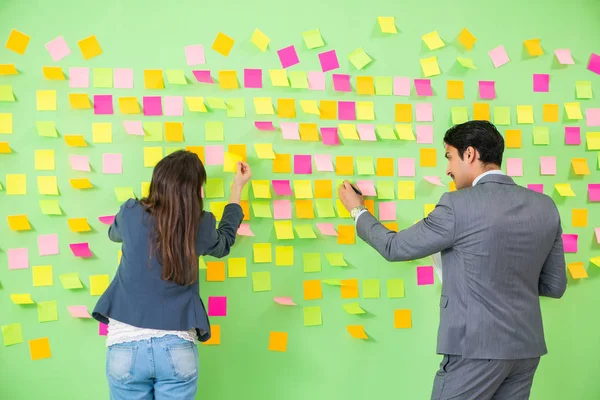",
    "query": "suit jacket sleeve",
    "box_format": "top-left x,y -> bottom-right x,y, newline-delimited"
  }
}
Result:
538,214 -> 567,298
201,203 -> 244,258
108,202 -> 127,243
356,192 -> 455,262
